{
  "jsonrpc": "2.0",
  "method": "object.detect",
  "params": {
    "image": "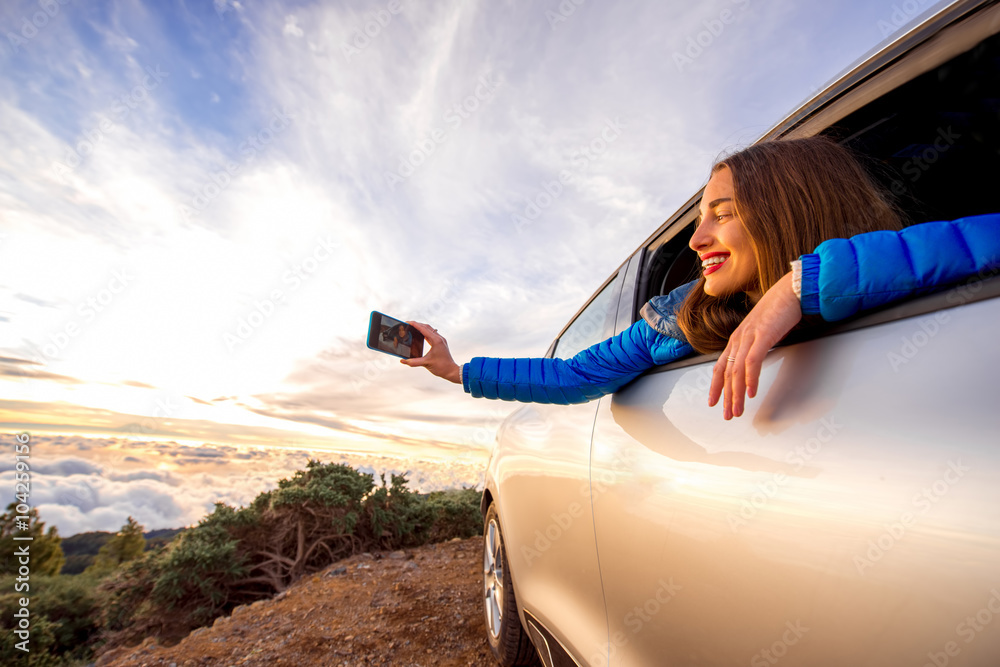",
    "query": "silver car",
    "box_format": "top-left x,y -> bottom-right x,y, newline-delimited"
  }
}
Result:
480,2 -> 1000,665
